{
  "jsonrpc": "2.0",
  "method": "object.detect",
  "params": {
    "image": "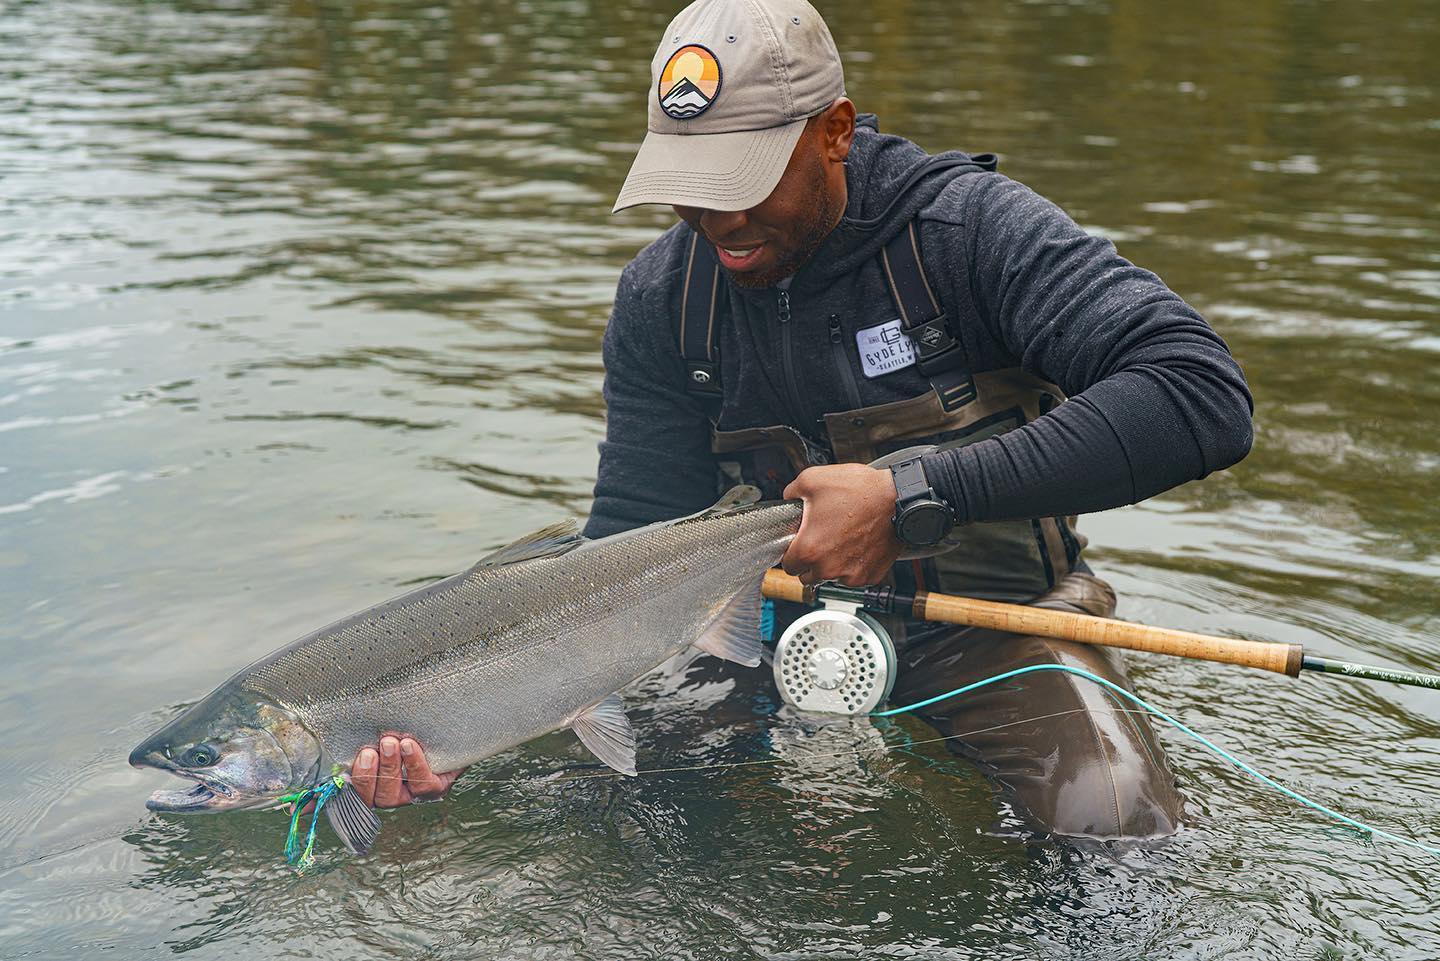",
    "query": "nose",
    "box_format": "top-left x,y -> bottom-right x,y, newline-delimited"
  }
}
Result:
698,207 -> 749,242
129,739 -> 164,768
